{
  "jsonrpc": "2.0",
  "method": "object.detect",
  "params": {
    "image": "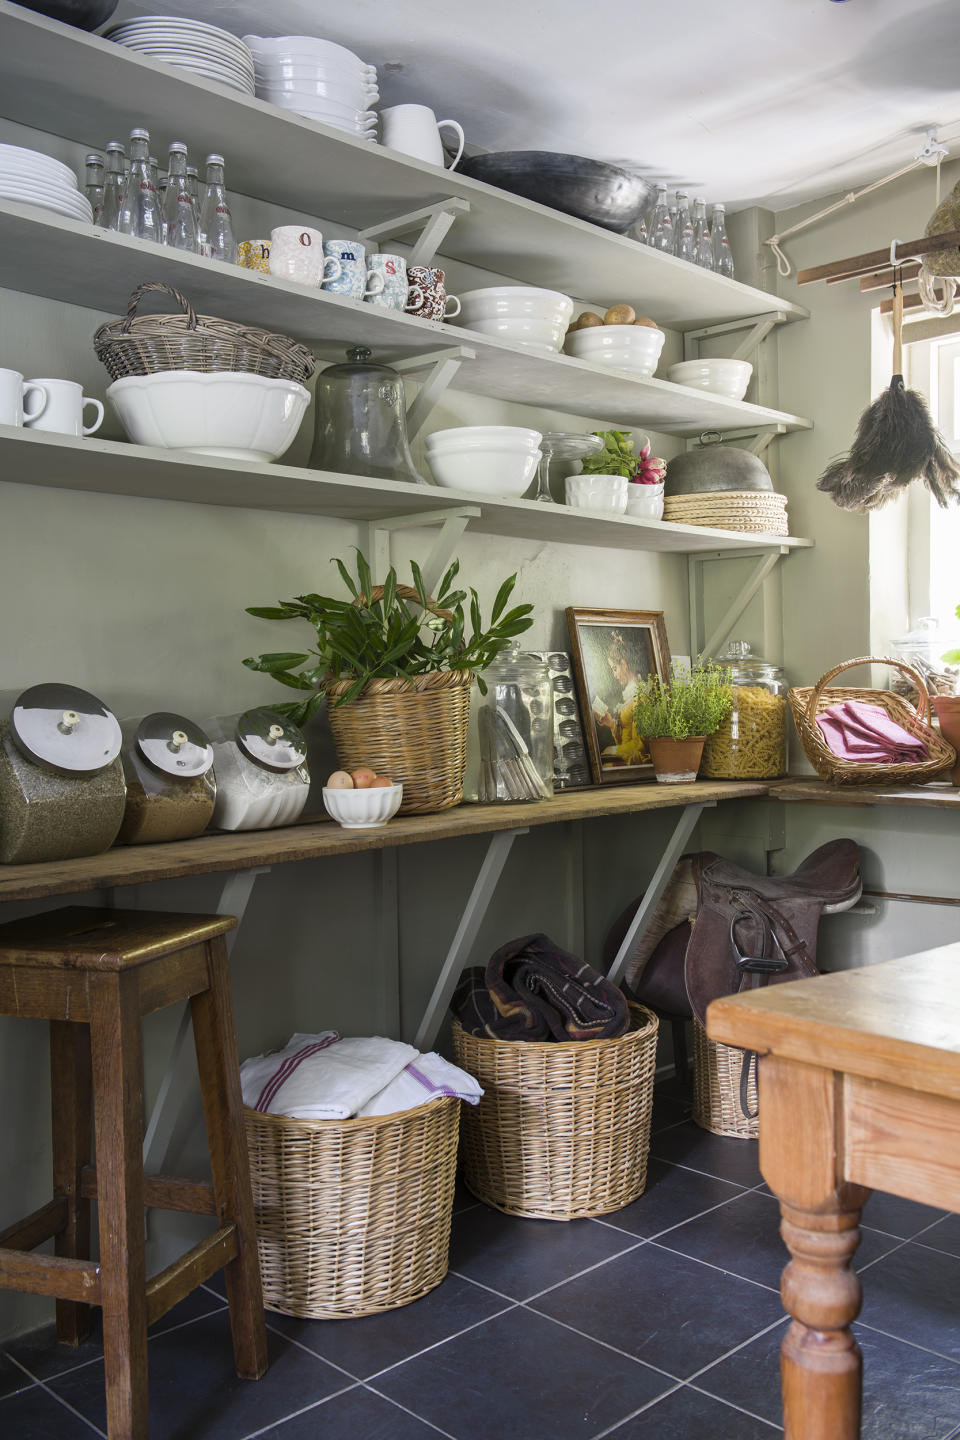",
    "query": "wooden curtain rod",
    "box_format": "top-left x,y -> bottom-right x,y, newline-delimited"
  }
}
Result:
859,262 -> 920,293
797,228 -> 960,286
